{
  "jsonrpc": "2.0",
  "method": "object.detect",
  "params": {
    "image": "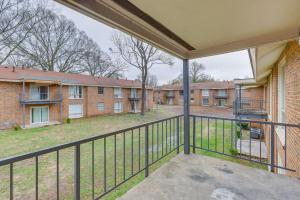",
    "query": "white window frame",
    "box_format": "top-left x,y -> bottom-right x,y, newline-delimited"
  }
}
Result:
218,89 -> 226,96
97,102 -> 105,112
68,104 -> 83,118
69,85 -> 83,99
30,106 -> 49,124
30,84 -> 49,100
114,102 -> 123,113
202,89 -> 209,96
130,88 -> 137,98
278,59 -> 286,123
202,97 -> 209,106
114,87 -> 122,98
